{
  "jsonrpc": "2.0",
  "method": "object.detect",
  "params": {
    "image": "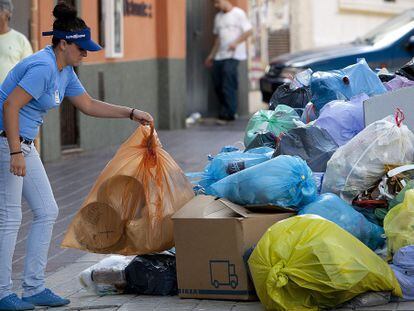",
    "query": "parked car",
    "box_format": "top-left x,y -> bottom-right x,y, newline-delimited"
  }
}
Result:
260,9 -> 414,102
